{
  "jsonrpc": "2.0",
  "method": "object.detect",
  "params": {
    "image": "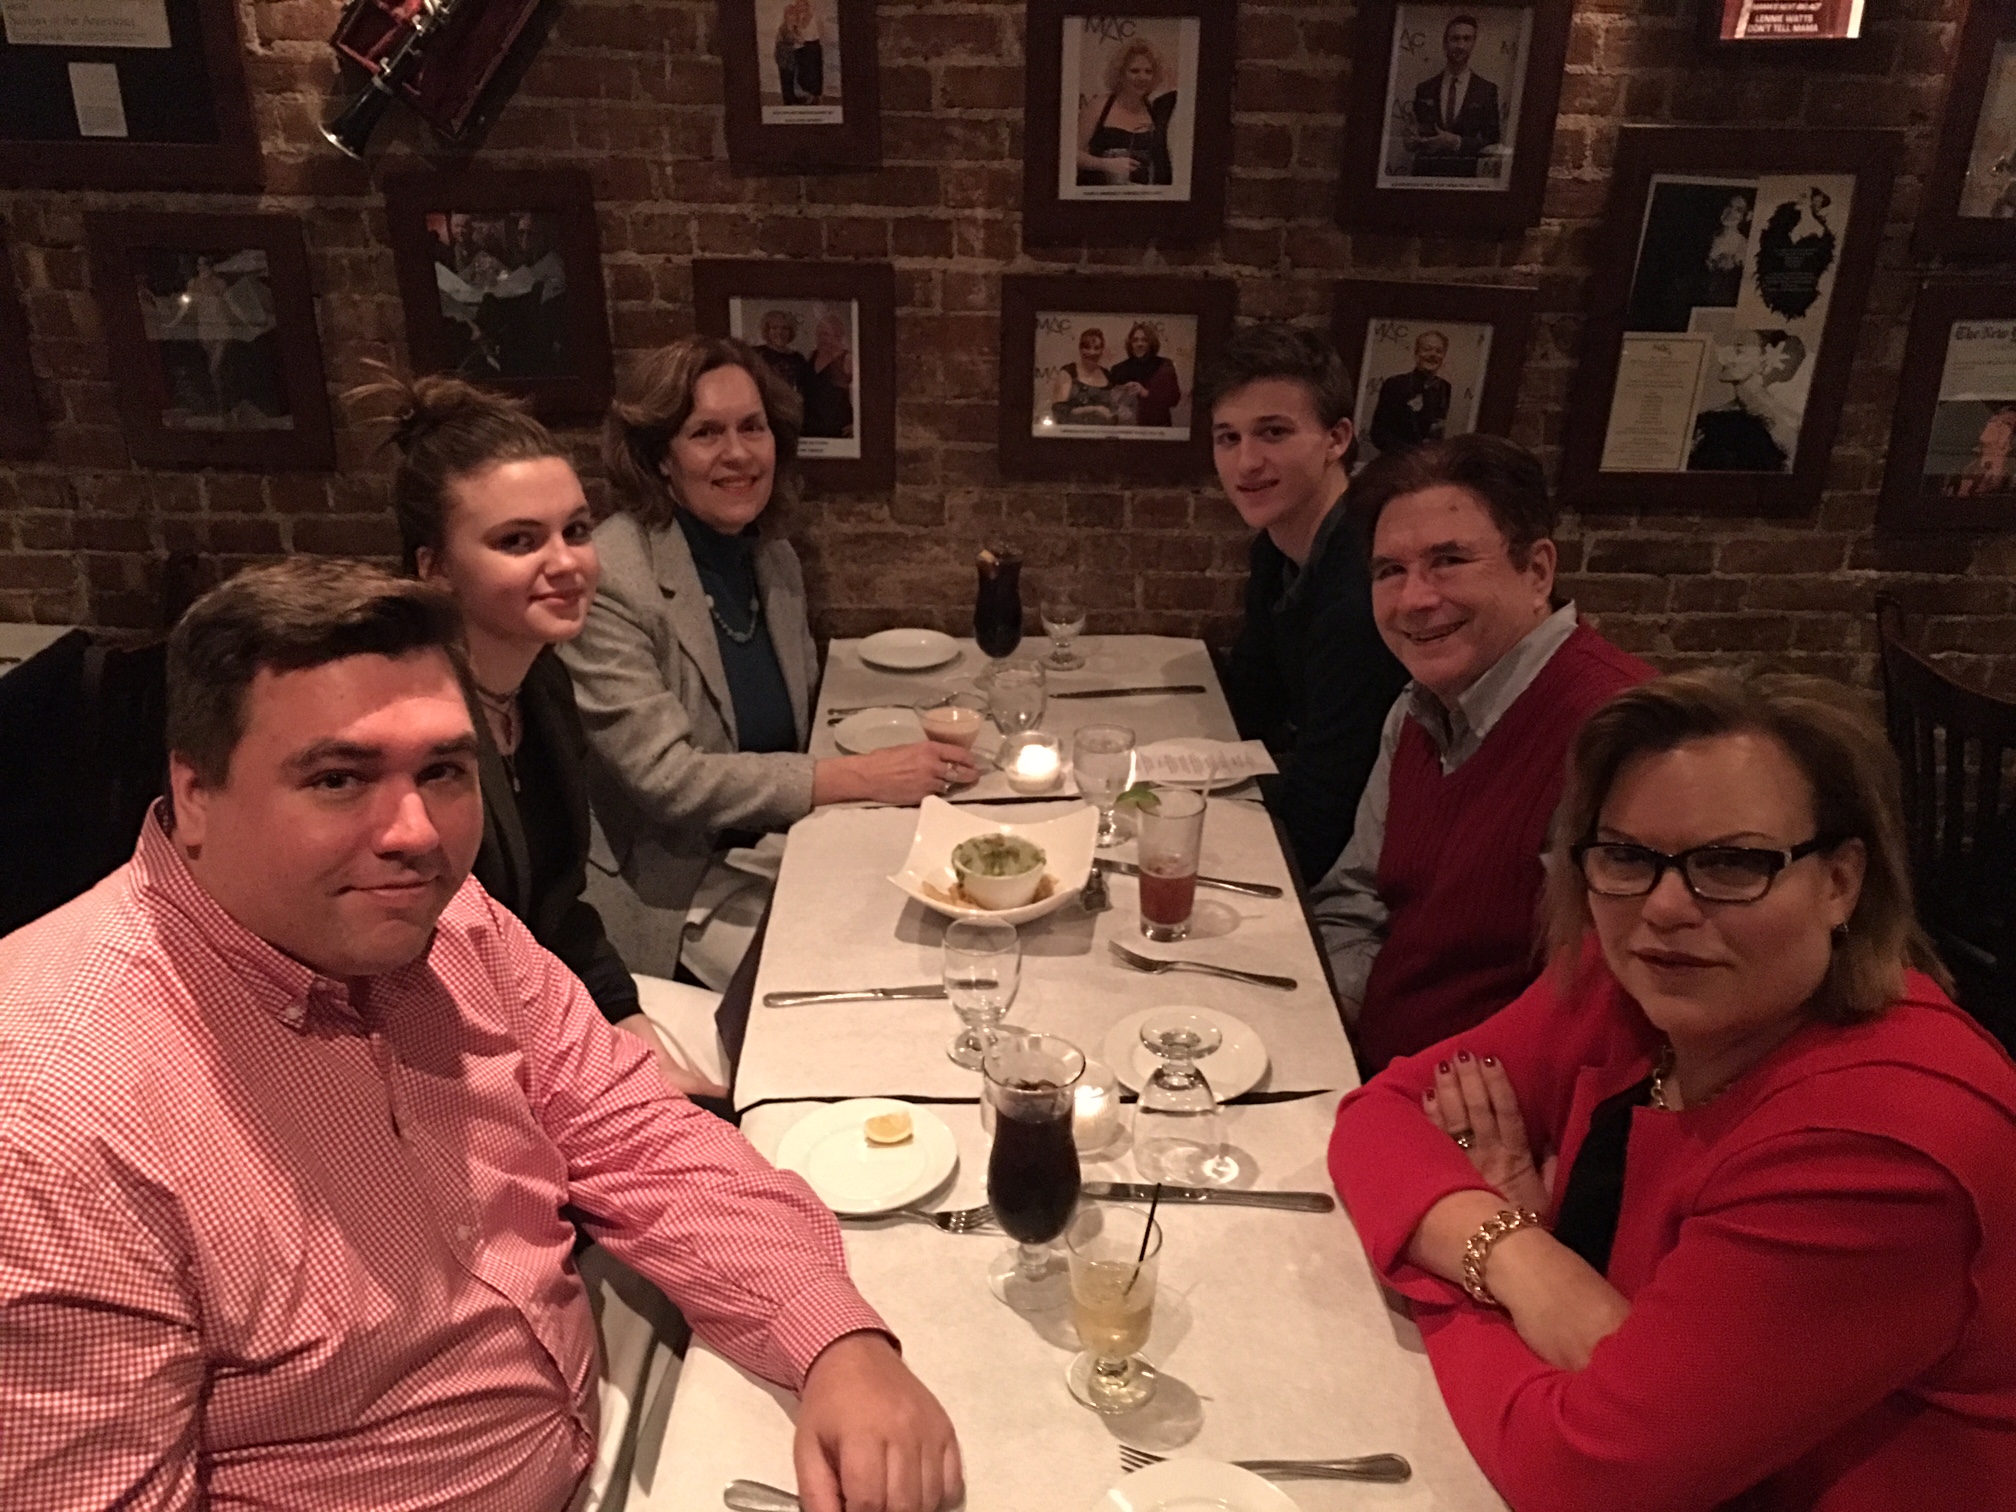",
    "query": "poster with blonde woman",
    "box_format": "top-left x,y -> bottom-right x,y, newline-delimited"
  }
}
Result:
758,0 -> 843,124
729,295 -> 861,458
1031,310 -> 1196,439
1056,14 -> 1200,202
